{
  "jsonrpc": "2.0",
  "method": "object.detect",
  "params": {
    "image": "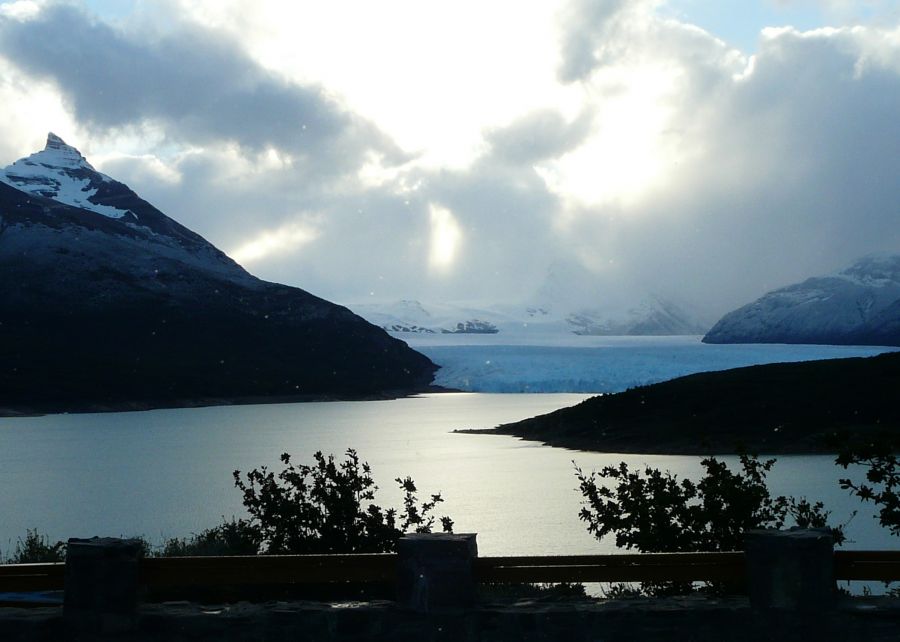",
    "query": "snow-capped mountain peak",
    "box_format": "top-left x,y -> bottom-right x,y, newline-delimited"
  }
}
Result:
40,132 -> 99,171
703,254 -> 900,346
0,132 -> 126,219
0,133 -> 251,280
834,253 -> 900,287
